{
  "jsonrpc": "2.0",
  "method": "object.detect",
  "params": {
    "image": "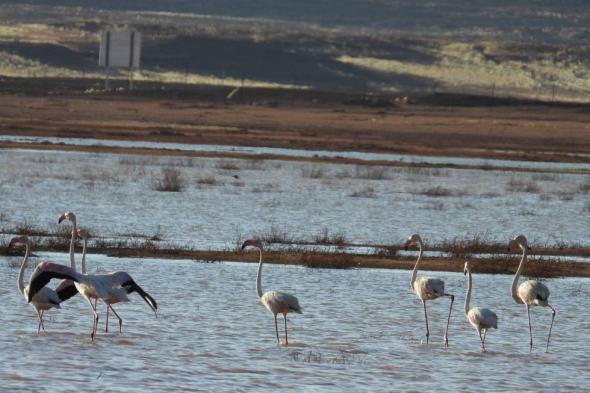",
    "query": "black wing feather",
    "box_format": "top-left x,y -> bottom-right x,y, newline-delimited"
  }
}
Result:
122,279 -> 158,312
55,280 -> 79,302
